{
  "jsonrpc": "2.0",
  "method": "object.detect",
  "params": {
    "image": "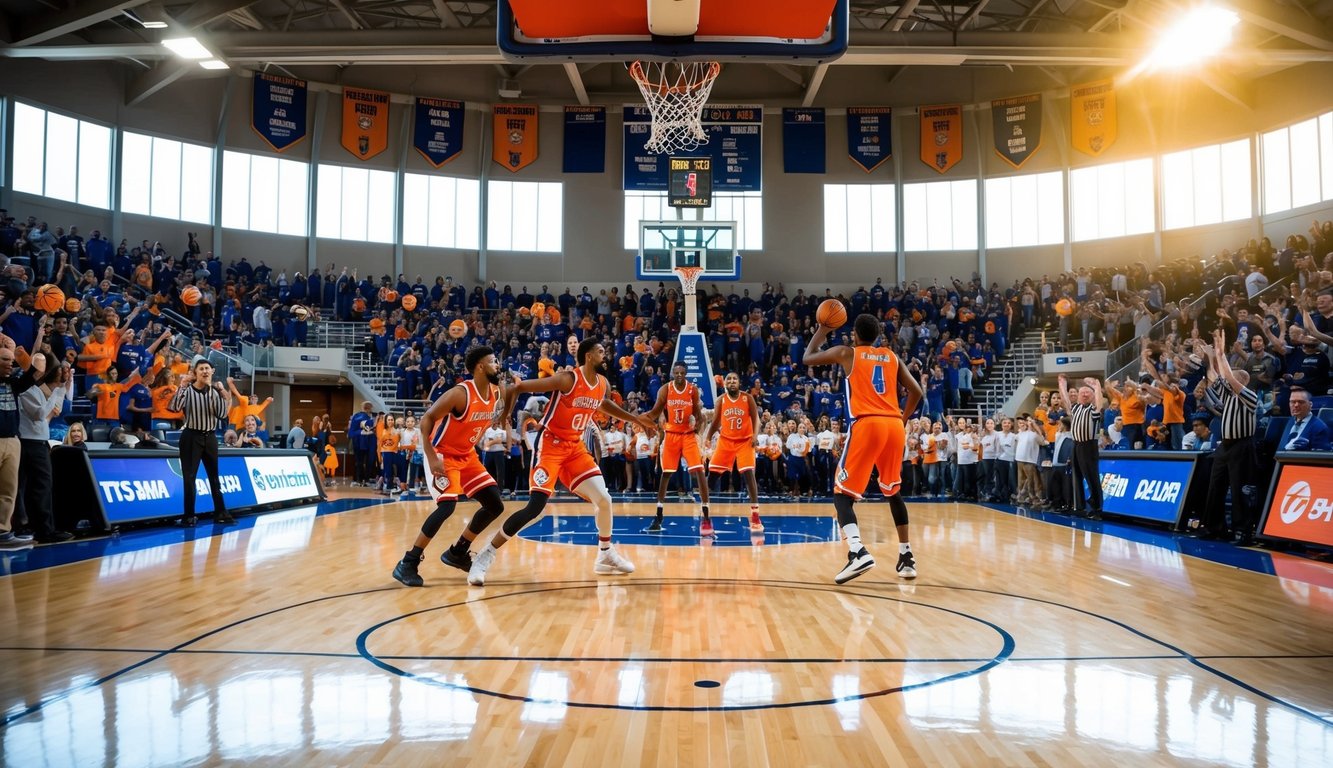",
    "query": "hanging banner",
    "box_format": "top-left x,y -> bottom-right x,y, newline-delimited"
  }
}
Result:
341,87 -> 390,161
493,104 -> 539,172
846,107 -> 892,173
413,97 -> 465,168
251,73 -> 307,152
919,104 -> 963,174
1071,78 -> 1117,156
563,106 -> 606,173
782,108 -> 825,174
991,93 -> 1043,169
623,104 -> 762,191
